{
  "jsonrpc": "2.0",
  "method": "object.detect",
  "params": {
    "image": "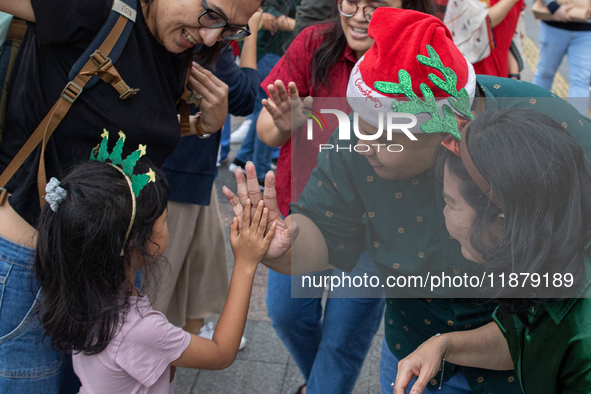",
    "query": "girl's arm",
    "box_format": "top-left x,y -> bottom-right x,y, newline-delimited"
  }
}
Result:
0,0 -> 35,21
488,0 -> 520,27
171,200 -> 275,370
394,322 -> 513,394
